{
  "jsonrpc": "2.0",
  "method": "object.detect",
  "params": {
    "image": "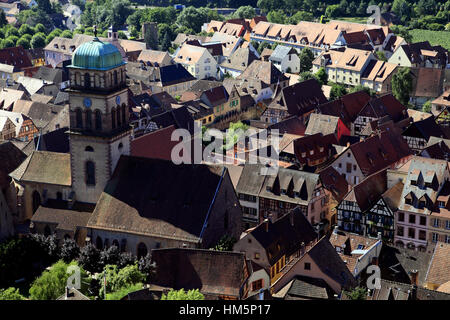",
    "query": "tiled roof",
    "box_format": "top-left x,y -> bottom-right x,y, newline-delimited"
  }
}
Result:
220,47 -> 258,72
236,163 -> 267,196
87,157 -> 229,242
318,166 -> 349,203
284,275 -> 335,299
131,126 -> 178,161
245,207 -> 318,266
0,46 -> 33,70
0,141 -> 27,190
305,113 -> 340,136
426,242 -> 450,287
151,248 -> 247,298
369,279 -> 450,300
237,60 -> 289,87
31,206 -> 91,233
9,151 -> 71,186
